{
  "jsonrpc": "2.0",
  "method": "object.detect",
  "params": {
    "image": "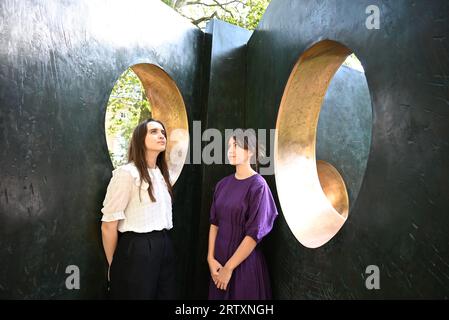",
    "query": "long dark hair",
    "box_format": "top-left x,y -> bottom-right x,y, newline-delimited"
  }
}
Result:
230,129 -> 265,172
127,118 -> 173,202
